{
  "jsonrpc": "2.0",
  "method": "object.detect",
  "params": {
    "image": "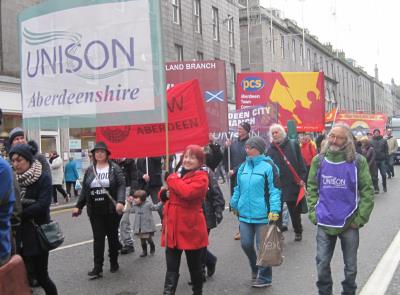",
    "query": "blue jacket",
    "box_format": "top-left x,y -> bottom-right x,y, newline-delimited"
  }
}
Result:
0,157 -> 15,262
230,155 -> 281,224
64,160 -> 79,182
